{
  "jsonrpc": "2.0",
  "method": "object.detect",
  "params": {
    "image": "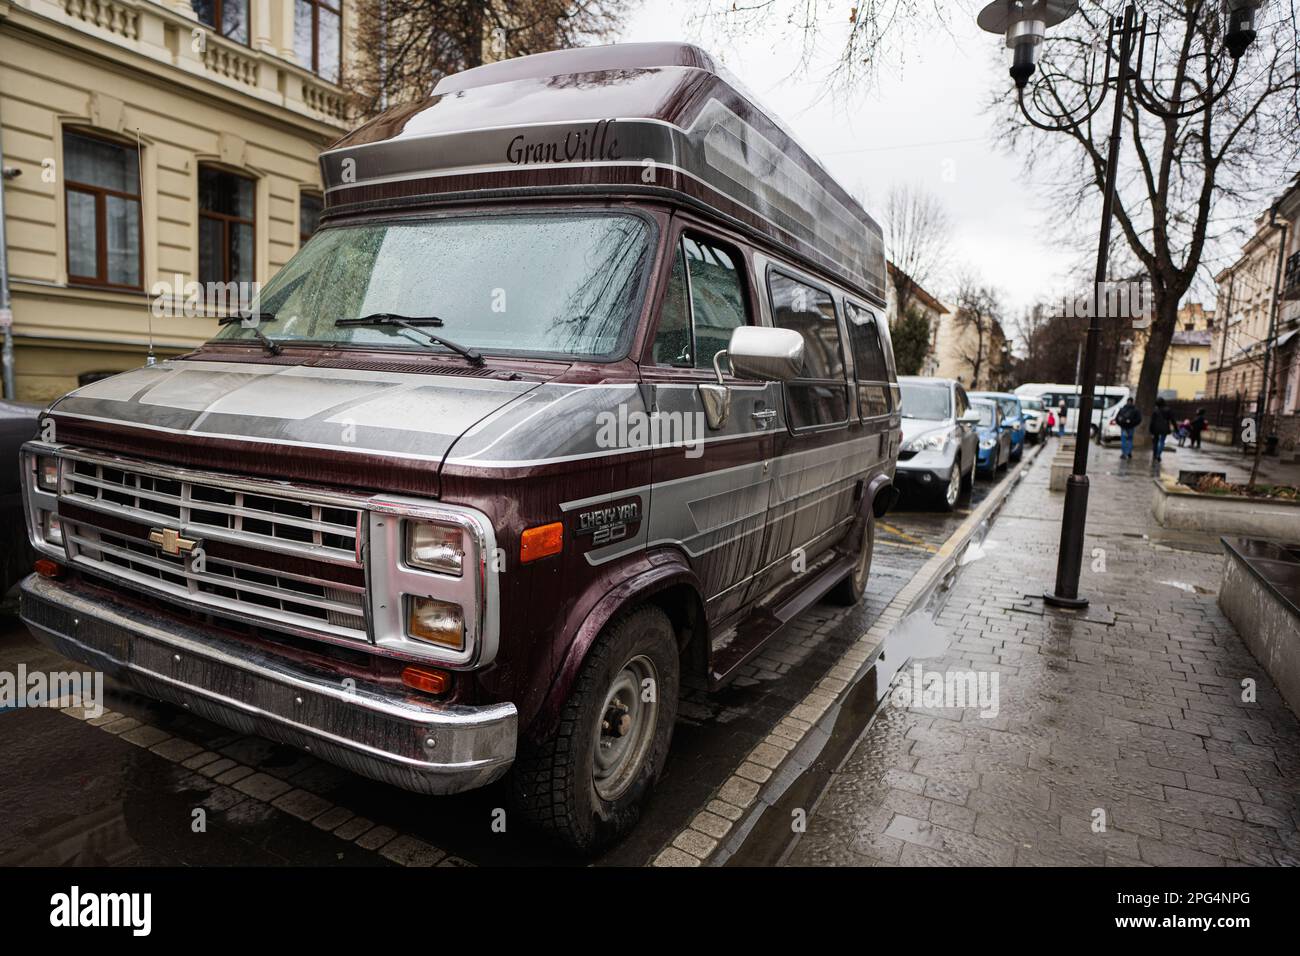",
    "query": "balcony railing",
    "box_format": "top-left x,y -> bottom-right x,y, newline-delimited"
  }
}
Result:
20,0 -> 350,129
